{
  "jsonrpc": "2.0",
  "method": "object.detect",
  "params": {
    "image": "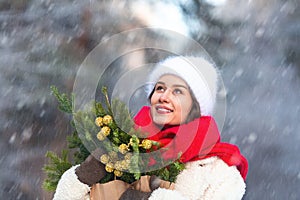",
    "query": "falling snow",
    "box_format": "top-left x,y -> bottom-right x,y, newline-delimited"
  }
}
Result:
0,0 -> 299,199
